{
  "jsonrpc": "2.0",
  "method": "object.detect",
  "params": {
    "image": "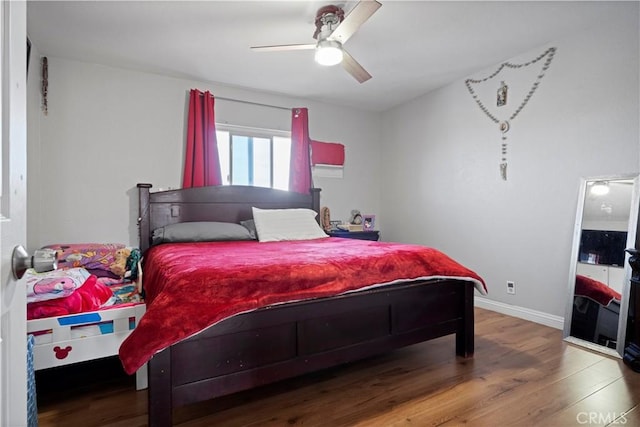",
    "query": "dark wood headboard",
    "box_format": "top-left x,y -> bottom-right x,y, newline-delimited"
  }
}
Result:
137,184 -> 321,253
